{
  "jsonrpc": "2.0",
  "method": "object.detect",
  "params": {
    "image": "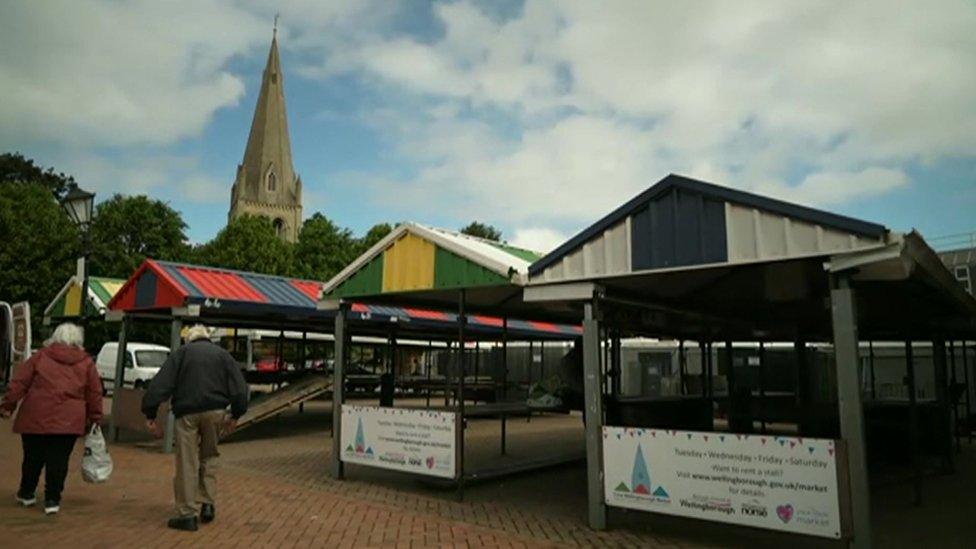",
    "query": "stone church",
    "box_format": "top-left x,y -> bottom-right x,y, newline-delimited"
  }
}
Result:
228,30 -> 303,242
